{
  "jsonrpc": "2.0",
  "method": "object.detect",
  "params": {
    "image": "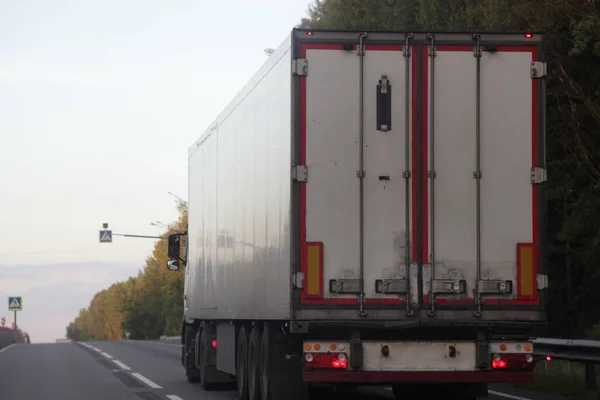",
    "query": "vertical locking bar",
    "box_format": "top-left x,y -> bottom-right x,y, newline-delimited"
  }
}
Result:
357,32 -> 368,317
427,33 -> 437,317
473,34 -> 483,317
403,33 -> 414,316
